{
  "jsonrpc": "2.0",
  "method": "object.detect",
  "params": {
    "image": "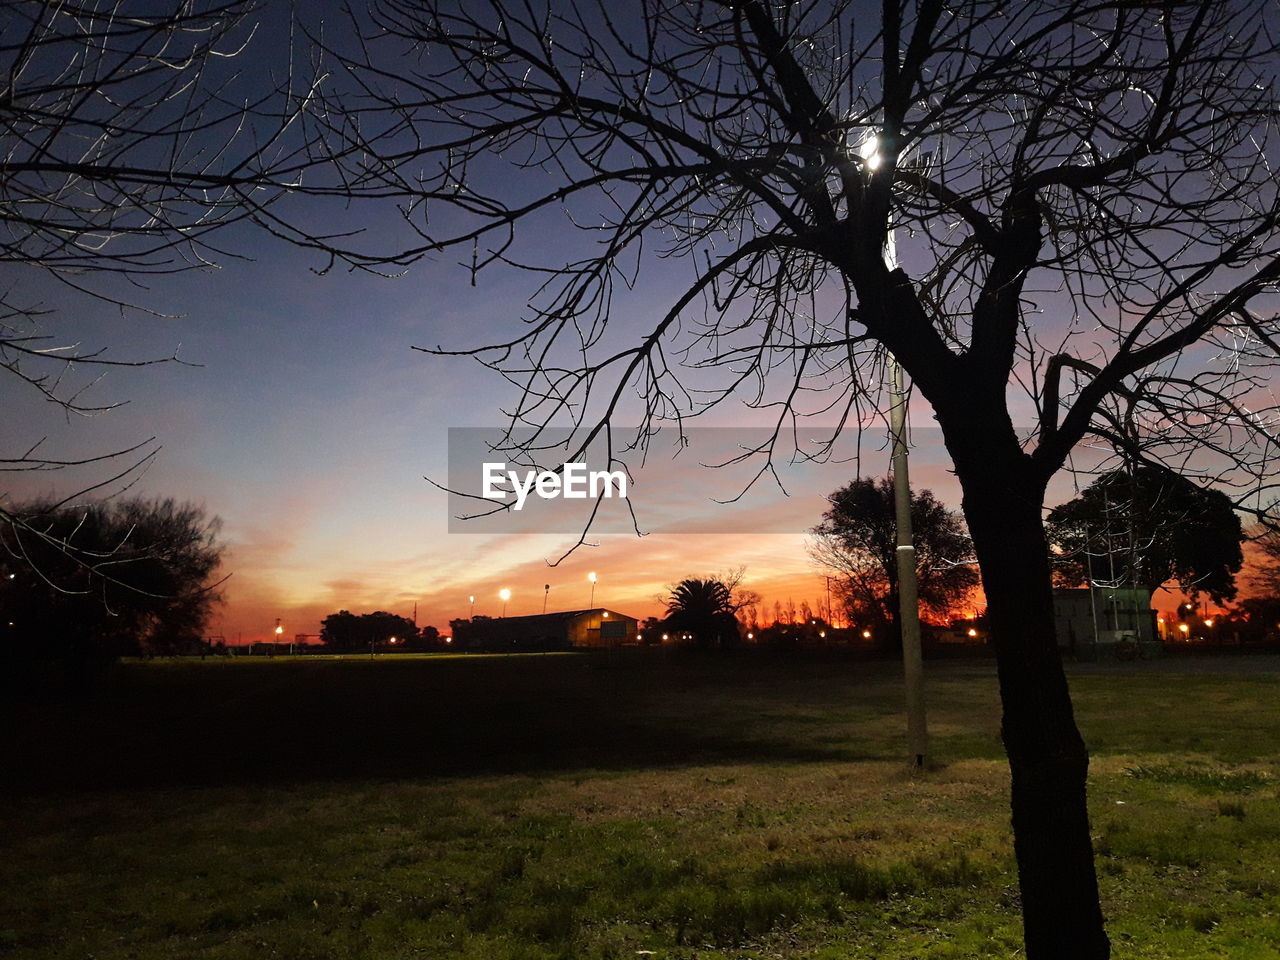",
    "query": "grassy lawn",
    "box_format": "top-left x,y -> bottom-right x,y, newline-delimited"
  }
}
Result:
2,650 -> 1279,959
